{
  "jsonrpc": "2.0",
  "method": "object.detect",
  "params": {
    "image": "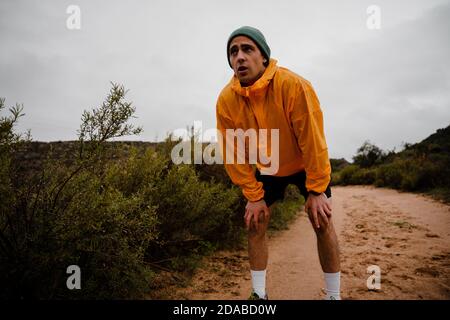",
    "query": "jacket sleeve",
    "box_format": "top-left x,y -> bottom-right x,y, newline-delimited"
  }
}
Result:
216,97 -> 265,202
289,81 -> 331,193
